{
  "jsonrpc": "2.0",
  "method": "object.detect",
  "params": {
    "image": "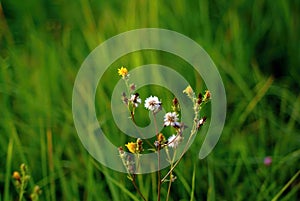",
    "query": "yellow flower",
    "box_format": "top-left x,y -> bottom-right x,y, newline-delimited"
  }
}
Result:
118,66 -> 128,78
125,142 -> 136,153
183,85 -> 194,99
